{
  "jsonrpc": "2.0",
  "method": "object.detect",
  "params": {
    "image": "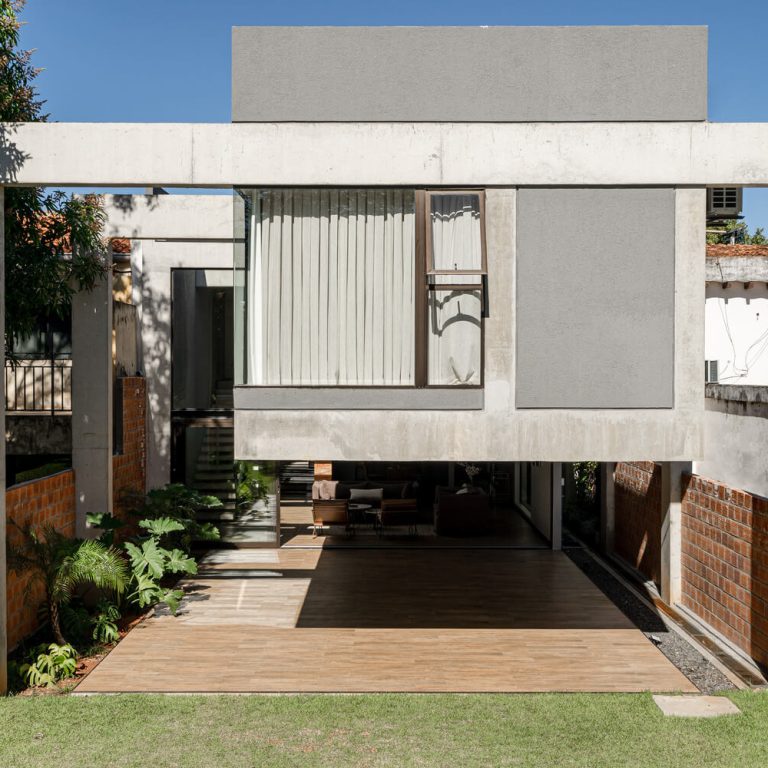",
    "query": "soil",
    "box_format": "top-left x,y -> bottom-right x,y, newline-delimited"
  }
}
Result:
13,610 -> 149,696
